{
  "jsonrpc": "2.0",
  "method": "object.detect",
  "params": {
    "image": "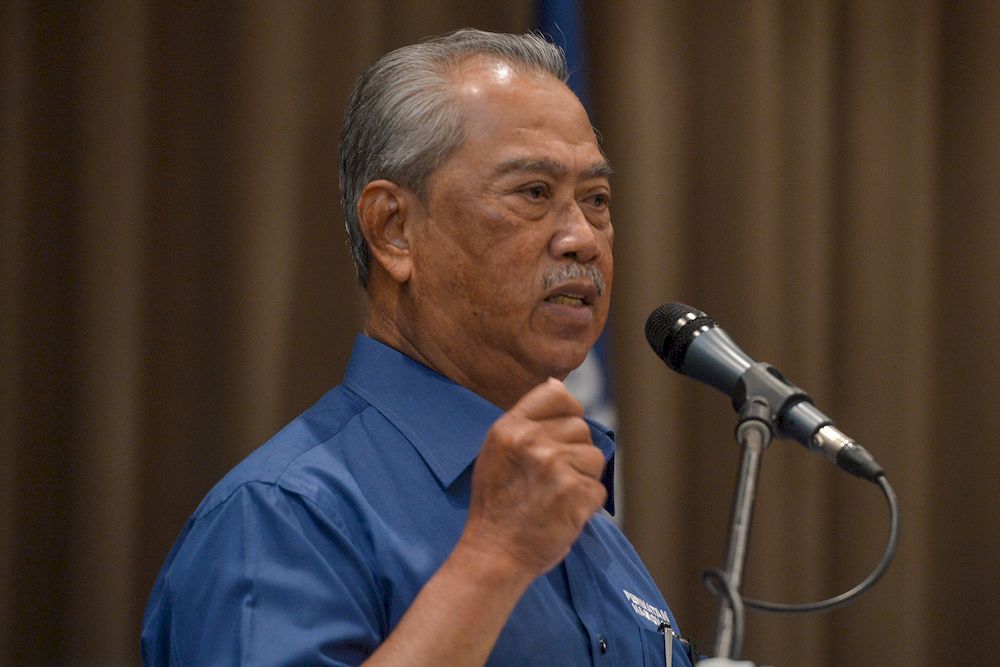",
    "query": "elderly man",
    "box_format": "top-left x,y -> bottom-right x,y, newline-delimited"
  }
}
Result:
142,29 -> 694,666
